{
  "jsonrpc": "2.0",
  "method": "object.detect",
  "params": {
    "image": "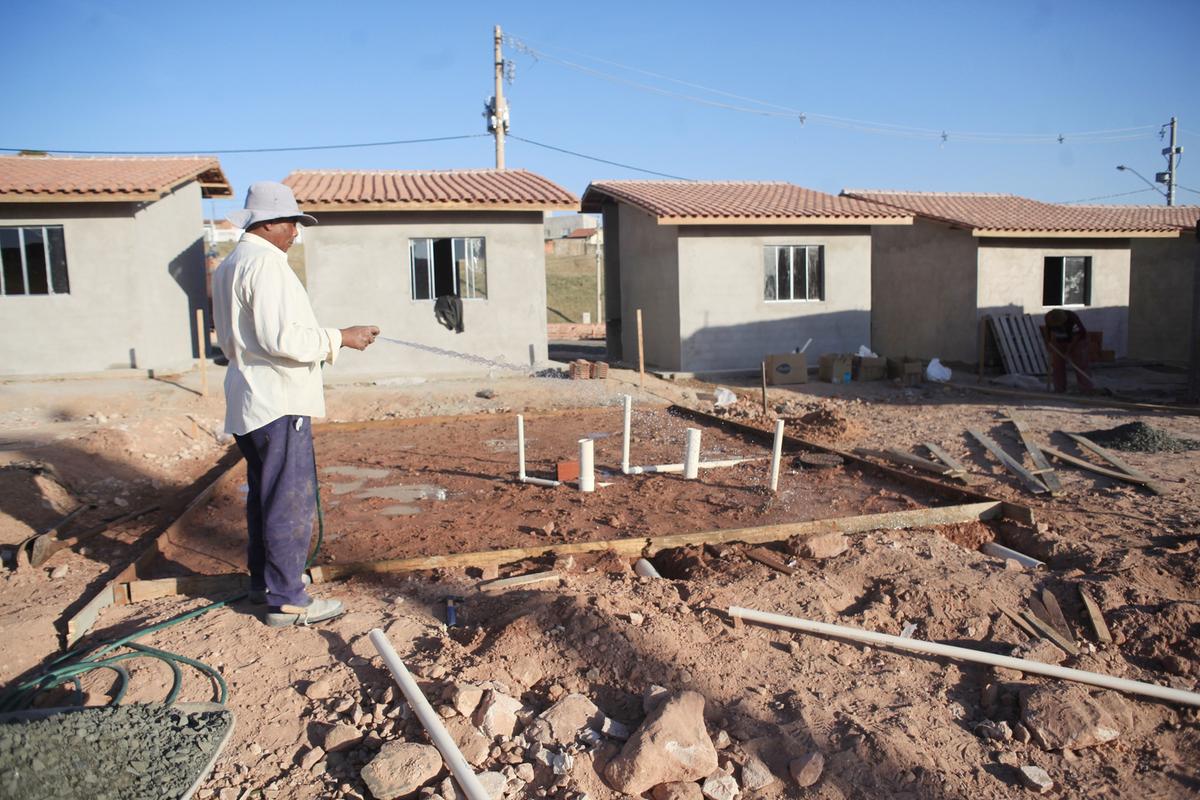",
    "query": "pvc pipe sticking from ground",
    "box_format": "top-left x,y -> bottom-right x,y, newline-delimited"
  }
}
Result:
515,414 -> 561,487
621,394 -> 632,473
368,629 -> 492,800
634,558 -> 662,578
769,419 -> 785,492
728,607 -> 1200,708
683,428 -> 701,479
578,438 -> 595,492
